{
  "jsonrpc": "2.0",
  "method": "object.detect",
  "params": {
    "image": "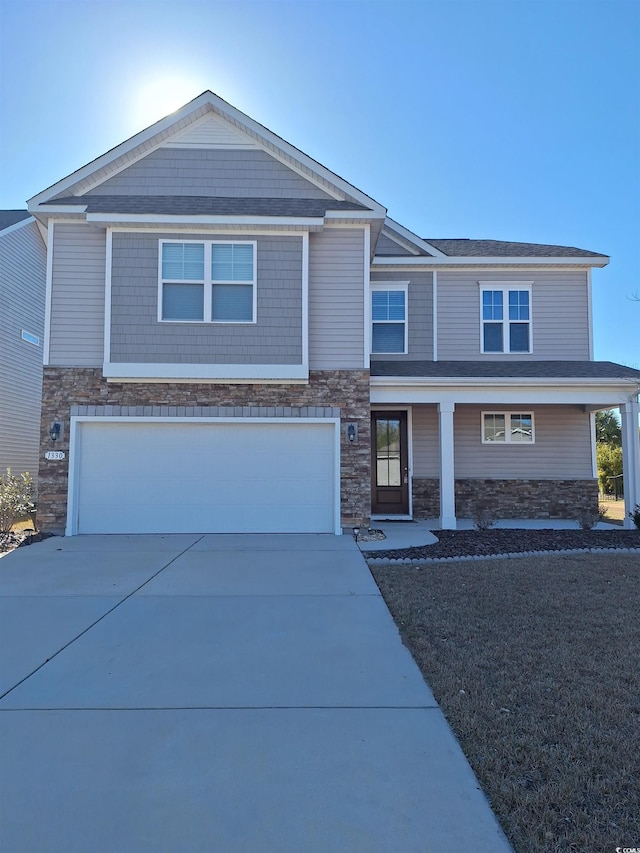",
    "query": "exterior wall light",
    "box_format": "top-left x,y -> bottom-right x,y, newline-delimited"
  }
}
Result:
49,422 -> 61,442
347,424 -> 357,443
